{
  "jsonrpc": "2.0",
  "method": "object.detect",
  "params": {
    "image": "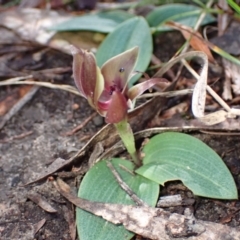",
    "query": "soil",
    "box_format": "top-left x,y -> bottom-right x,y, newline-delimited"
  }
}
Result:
0,49 -> 104,240
0,32 -> 240,240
